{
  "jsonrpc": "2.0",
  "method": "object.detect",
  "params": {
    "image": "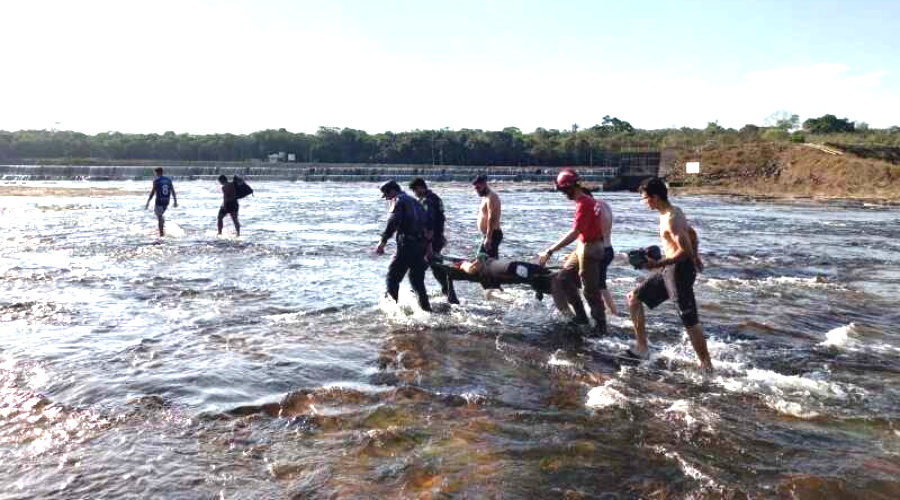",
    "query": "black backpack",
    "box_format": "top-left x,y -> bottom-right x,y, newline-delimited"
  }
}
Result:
233,175 -> 254,199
